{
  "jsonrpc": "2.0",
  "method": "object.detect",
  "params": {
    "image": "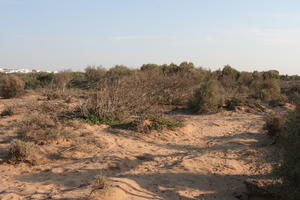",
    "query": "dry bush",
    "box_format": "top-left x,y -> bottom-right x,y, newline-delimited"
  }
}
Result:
8,139 -> 39,164
188,80 -> 225,113
263,115 -> 285,137
276,104 -> 300,199
252,79 -> 281,102
86,174 -> 109,199
51,71 -> 73,91
42,88 -> 85,103
1,104 -> 16,117
225,97 -> 244,110
129,114 -> 183,133
84,66 -> 107,89
17,113 -> 66,144
91,175 -> 108,190
76,71 -> 196,125
0,75 -> 24,98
